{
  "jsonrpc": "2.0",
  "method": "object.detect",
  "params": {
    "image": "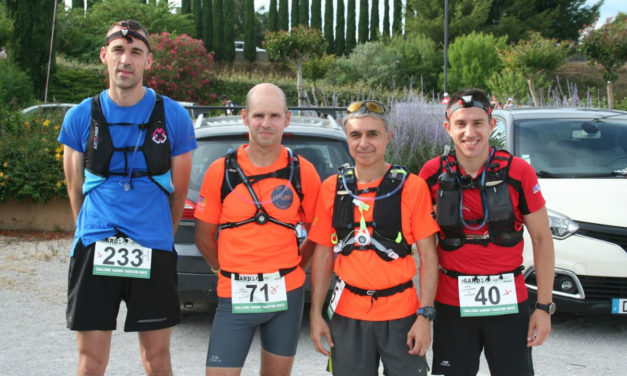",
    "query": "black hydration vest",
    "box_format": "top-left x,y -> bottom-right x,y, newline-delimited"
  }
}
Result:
332,165 -> 411,261
218,148 -> 303,231
431,149 -> 523,251
85,94 -> 171,192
